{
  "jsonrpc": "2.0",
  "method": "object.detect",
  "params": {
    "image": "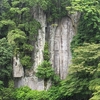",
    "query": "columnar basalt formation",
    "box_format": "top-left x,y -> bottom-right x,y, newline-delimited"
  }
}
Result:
13,7 -> 80,90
